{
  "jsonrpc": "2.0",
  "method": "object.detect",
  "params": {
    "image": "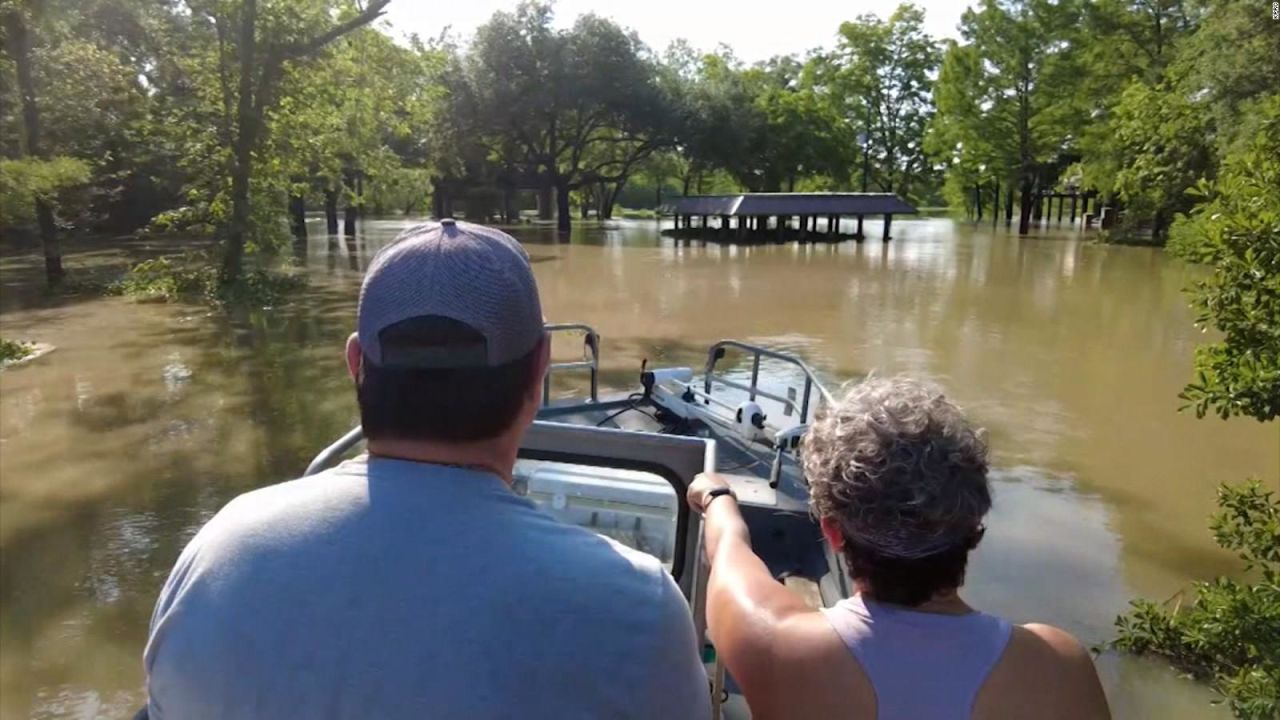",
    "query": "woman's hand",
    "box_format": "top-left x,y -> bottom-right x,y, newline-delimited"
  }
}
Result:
687,472 -> 734,514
